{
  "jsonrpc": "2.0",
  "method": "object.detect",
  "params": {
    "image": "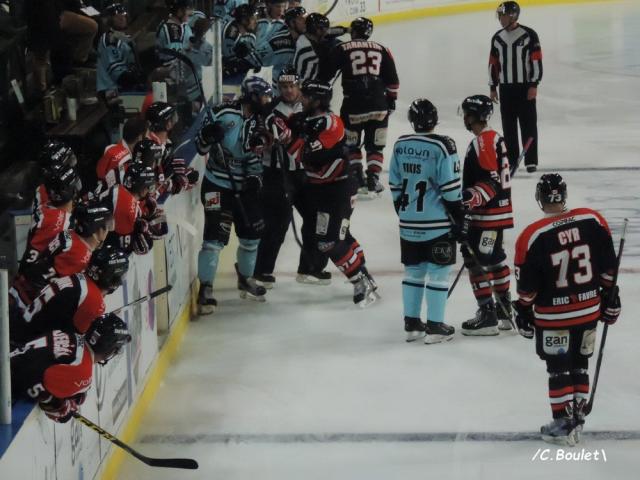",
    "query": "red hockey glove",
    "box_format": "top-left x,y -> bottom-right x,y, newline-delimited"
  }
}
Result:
271,116 -> 292,145
40,397 -> 79,423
